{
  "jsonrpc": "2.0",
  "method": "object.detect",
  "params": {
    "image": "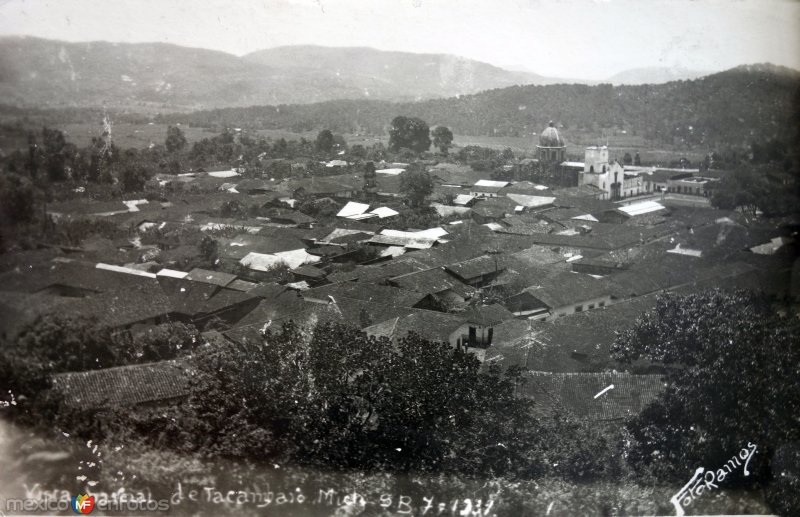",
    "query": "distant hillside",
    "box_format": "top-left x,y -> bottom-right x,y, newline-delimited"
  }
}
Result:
607,67 -> 711,85
242,45 -> 565,98
162,64 -> 800,147
0,37 -> 564,109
